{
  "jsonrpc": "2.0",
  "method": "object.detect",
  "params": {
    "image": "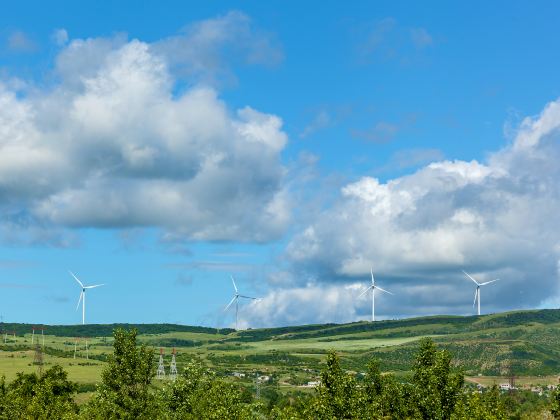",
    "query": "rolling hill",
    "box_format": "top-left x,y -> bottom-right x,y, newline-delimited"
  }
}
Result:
1,309 -> 560,388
